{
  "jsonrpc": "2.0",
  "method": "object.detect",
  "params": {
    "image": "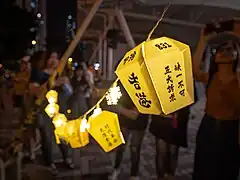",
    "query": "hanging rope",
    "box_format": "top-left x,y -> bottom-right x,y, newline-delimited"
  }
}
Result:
9,1 -> 172,155
79,1 -> 172,118
146,1 -> 172,41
